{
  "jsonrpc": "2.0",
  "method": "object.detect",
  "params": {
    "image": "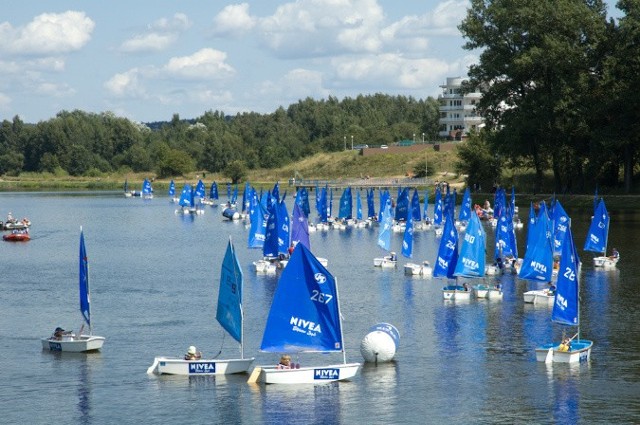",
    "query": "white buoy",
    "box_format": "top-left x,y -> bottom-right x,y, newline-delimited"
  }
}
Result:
360,323 -> 400,363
